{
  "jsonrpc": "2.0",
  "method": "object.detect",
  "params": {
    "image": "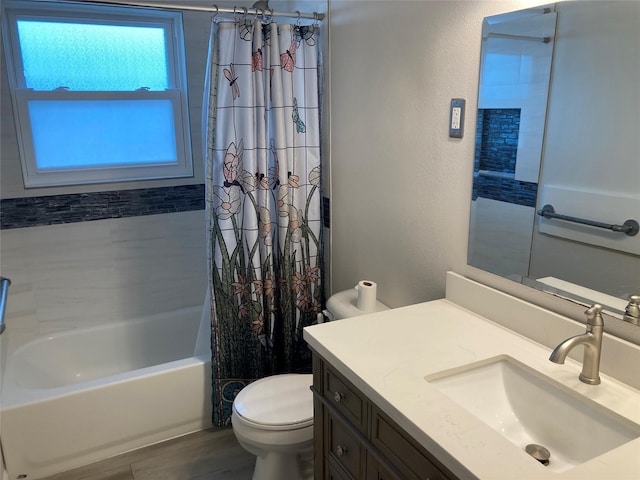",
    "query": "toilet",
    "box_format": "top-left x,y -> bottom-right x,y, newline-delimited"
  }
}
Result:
231,288 -> 389,480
